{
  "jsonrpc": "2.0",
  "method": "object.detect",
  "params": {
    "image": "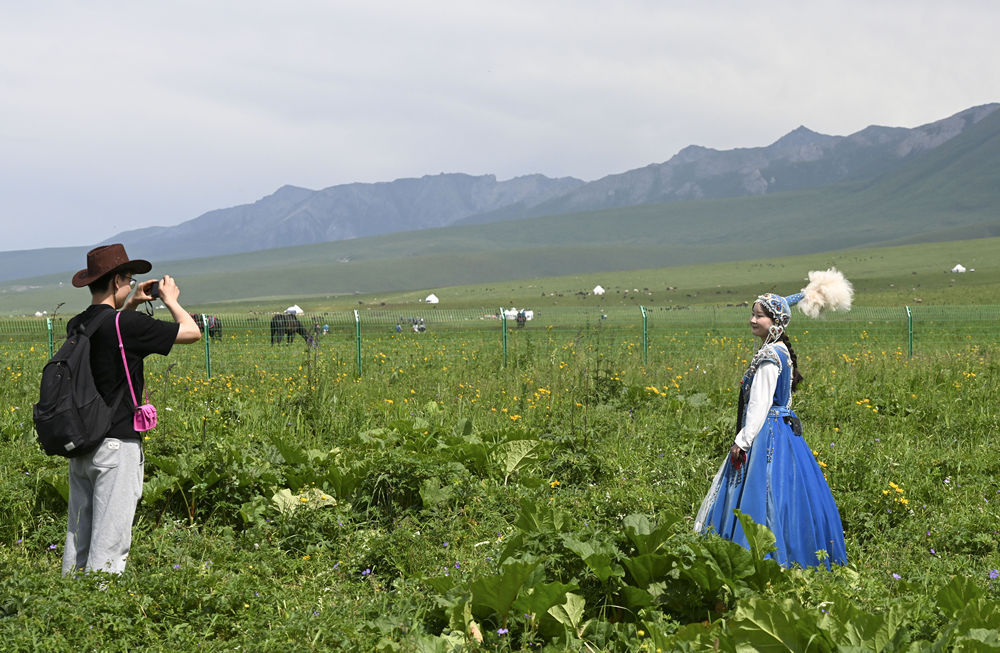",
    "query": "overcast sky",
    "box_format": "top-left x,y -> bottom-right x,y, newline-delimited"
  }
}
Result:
2,0 -> 997,251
